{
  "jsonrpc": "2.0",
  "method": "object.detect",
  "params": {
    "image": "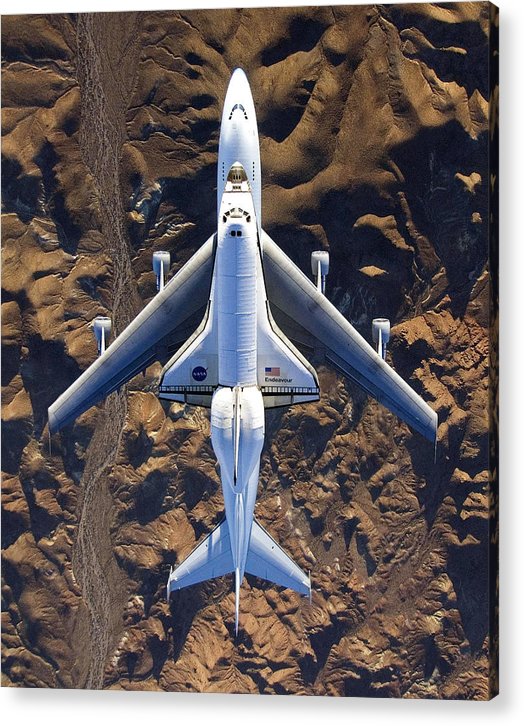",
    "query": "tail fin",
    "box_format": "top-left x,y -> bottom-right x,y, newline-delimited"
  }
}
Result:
245,520 -> 311,596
